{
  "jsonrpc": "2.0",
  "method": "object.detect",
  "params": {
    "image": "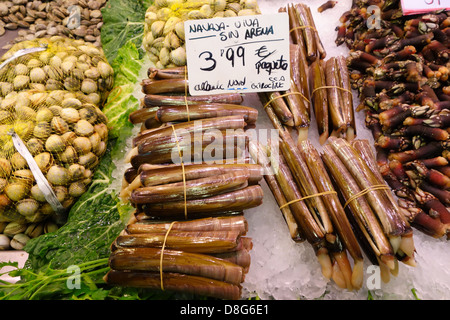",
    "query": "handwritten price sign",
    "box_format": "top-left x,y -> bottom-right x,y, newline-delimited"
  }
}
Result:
401,0 -> 449,15
185,13 -> 290,96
